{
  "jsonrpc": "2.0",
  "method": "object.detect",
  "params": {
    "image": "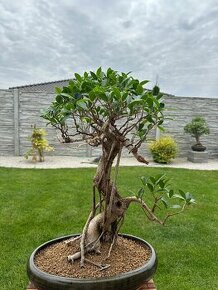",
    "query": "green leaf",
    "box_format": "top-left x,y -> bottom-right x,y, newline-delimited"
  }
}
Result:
179,190 -> 186,199
60,93 -> 72,98
140,176 -> 148,186
137,187 -> 145,199
130,79 -> 139,90
128,99 -> 143,111
96,67 -> 102,77
56,95 -> 63,104
160,102 -> 165,109
89,91 -> 97,101
65,103 -> 75,110
55,87 -> 62,94
140,80 -> 149,86
74,73 -> 82,82
161,197 -> 168,208
82,117 -> 91,123
146,97 -> 153,107
157,93 -> 163,100
107,67 -> 113,77
150,176 -> 156,185
138,122 -> 144,131
157,125 -> 165,132
168,189 -> 174,198
147,183 -> 154,192
152,85 -> 160,95
69,80 -> 75,87
184,192 -> 196,204
90,71 -> 98,80
173,194 -> 184,200
136,84 -> 144,95
122,92 -> 128,101
113,87 -> 121,100
76,99 -> 87,109
159,180 -> 165,189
